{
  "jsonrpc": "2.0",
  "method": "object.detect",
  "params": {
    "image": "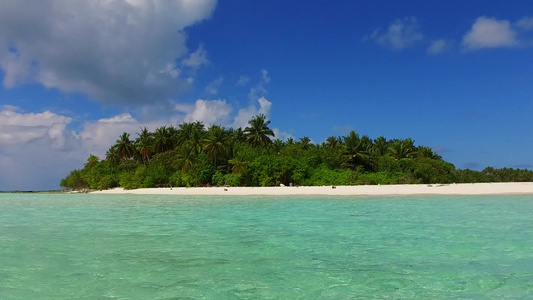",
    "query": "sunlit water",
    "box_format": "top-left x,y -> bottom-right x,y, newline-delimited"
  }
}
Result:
1,193 -> 532,299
